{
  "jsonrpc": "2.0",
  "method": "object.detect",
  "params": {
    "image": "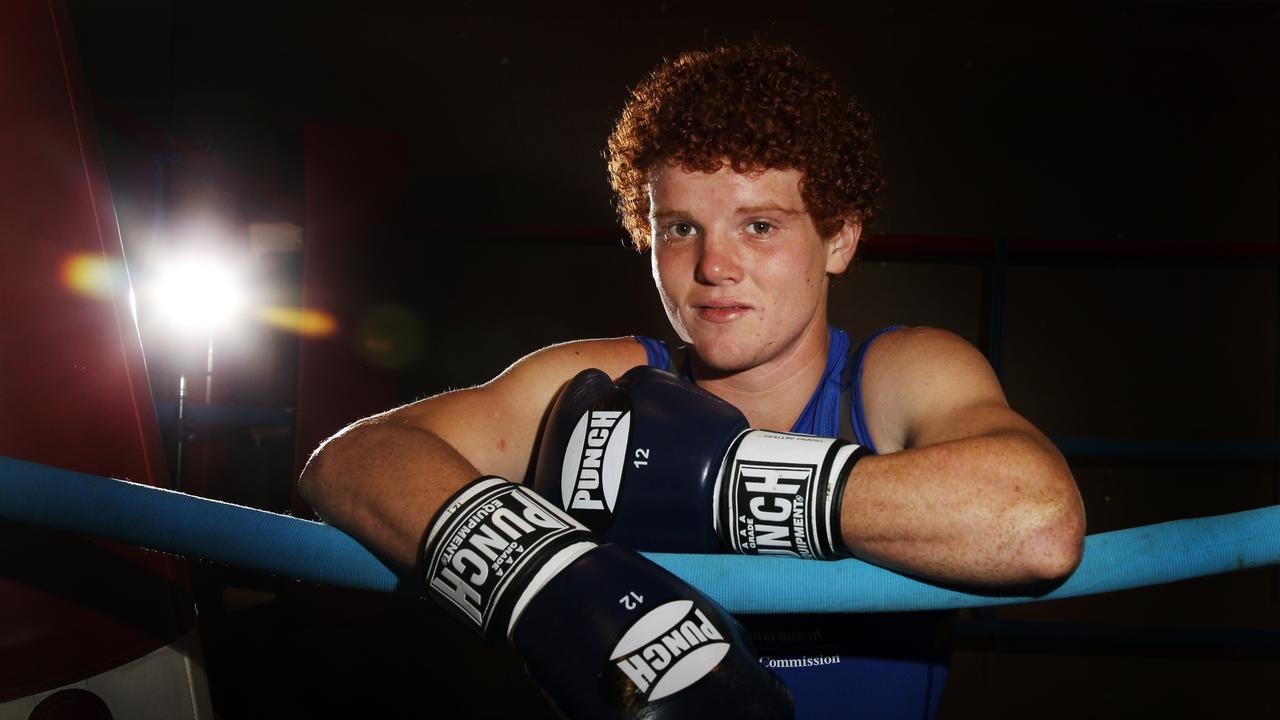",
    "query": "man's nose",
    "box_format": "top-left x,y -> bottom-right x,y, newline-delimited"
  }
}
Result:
695,233 -> 742,285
